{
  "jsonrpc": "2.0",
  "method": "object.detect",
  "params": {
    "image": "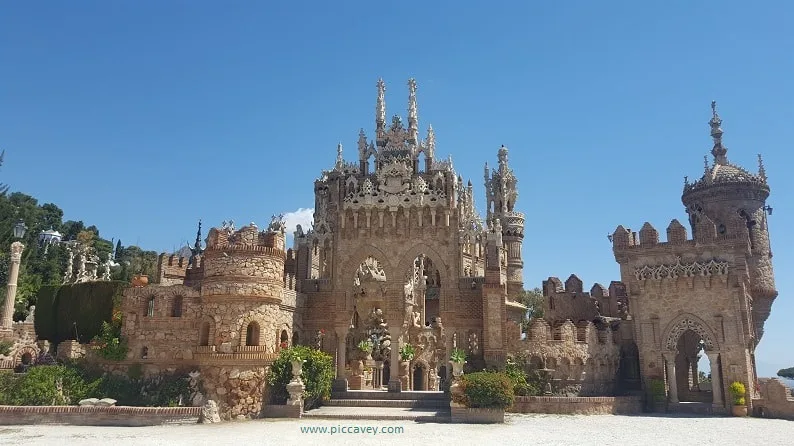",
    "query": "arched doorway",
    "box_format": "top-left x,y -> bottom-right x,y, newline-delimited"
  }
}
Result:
280,330 -> 289,350
413,364 -> 426,391
663,316 -> 723,408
